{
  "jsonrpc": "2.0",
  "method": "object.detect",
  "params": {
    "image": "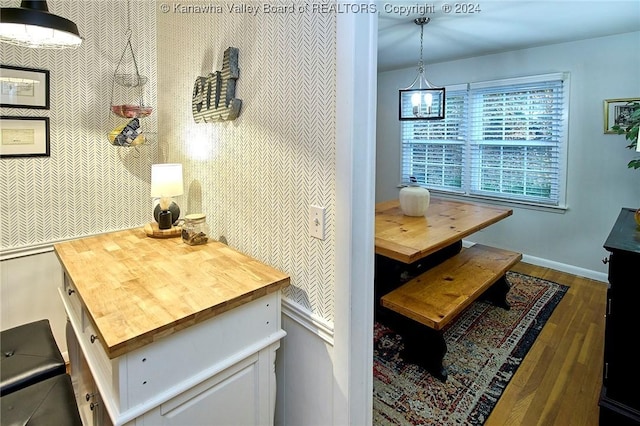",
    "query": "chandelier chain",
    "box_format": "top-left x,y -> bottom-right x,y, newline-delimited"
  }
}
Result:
415,17 -> 430,74
419,23 -> 424,71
